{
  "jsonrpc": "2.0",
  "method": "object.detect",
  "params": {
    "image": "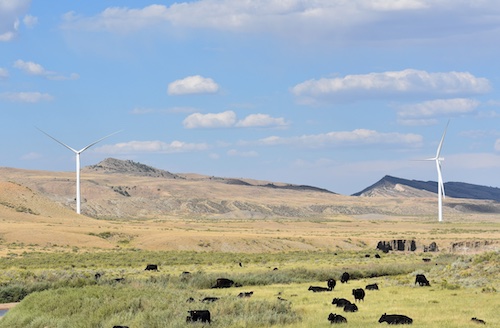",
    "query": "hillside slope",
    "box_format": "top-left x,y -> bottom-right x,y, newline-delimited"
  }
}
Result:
1,160 -> 500,219
353,175 -> 500,202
